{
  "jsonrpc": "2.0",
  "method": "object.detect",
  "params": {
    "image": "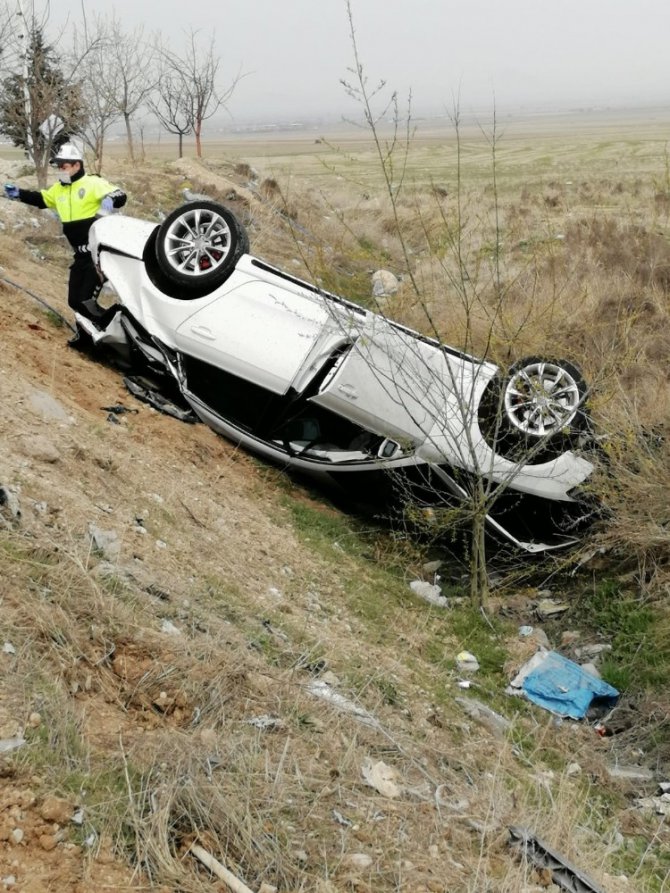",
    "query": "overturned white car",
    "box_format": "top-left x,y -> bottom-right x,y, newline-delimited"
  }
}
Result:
83,200 -> 597,552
